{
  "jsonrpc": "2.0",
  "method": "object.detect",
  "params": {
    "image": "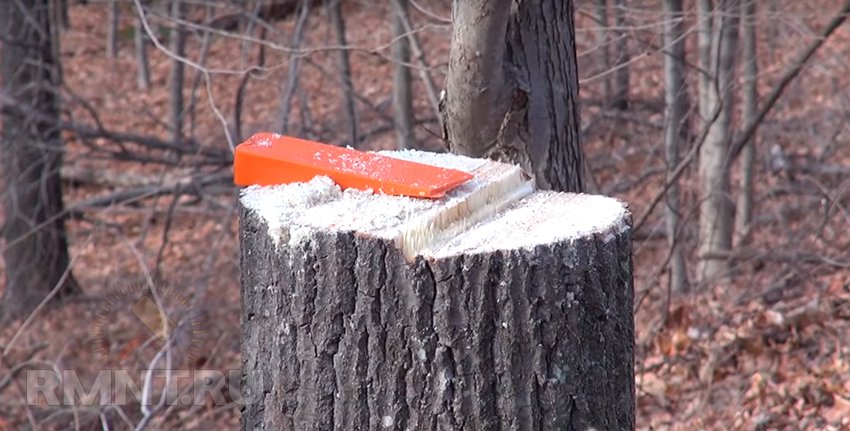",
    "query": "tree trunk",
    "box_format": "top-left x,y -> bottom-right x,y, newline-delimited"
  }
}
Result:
662,0 -> 689,294
239,155 -> 635,430
698,0 -> 739,283
391,0 -> 441,124
391,0 -> 416,150
442,0 -> 584,193
135,11 -> 151,90
106,0 -> 120,58
0,0 -> 79,321
169,0 -> 187,144
325,0 -> 358,147
612,0 -> 630,110
697,0 -> 713,123
735,0 -> 757,243
594,0 -> 611,104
